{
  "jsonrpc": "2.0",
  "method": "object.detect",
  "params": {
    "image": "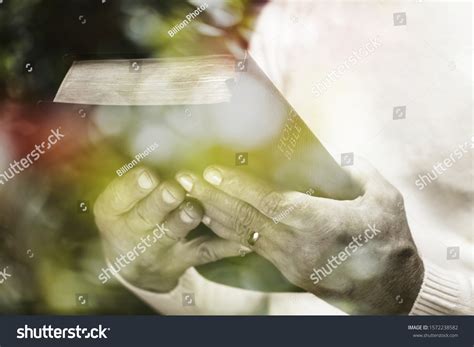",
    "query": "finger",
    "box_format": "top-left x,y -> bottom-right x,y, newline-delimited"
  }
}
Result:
134,200 -> 204,250
201,213 -> 238,241
125,180 -> 185,231
201,216 -> 256,260
344,156 -> 384,189
201,165 -> 308,220
94,167 -> 159,220
201,203 -> 278,257
344,156 -> 400,205
199,170 -> 349,234
201,203 -> 253,241
184,236 -> 252,267
175,171 -> 273,247
164,199 -> 203,240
